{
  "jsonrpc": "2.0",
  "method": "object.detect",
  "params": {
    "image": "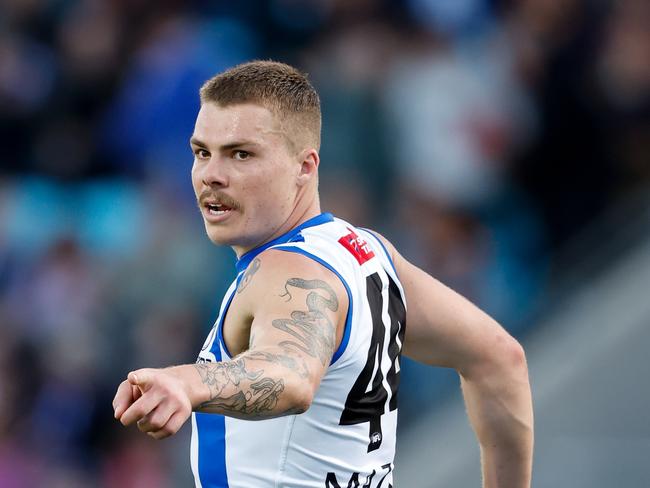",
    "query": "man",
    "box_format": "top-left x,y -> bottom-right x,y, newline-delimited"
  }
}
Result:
113,61 -> 533,488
